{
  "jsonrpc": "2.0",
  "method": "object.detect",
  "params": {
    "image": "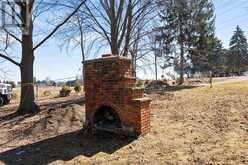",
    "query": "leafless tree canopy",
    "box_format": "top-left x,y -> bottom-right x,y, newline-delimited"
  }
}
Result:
58,0 -> 157,77
79,0 -> 156,56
